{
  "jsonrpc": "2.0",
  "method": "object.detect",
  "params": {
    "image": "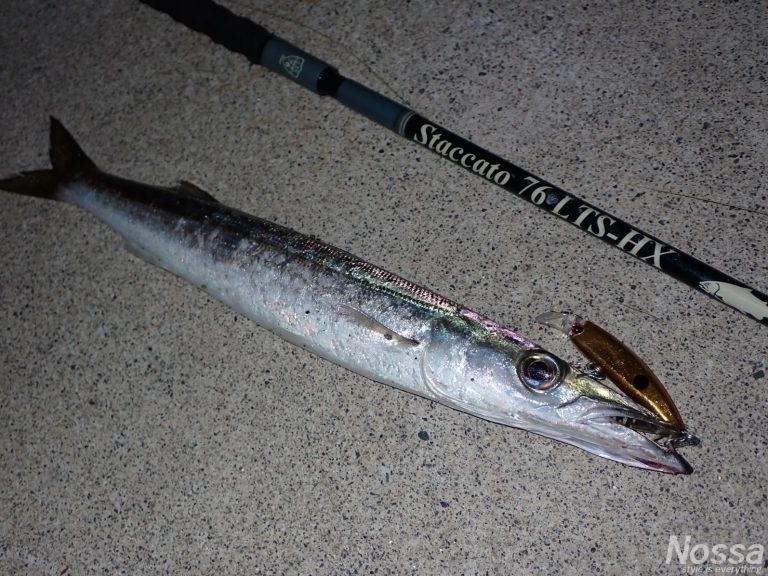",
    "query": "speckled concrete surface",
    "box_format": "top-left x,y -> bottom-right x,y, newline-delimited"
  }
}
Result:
1,1 -> 766,574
